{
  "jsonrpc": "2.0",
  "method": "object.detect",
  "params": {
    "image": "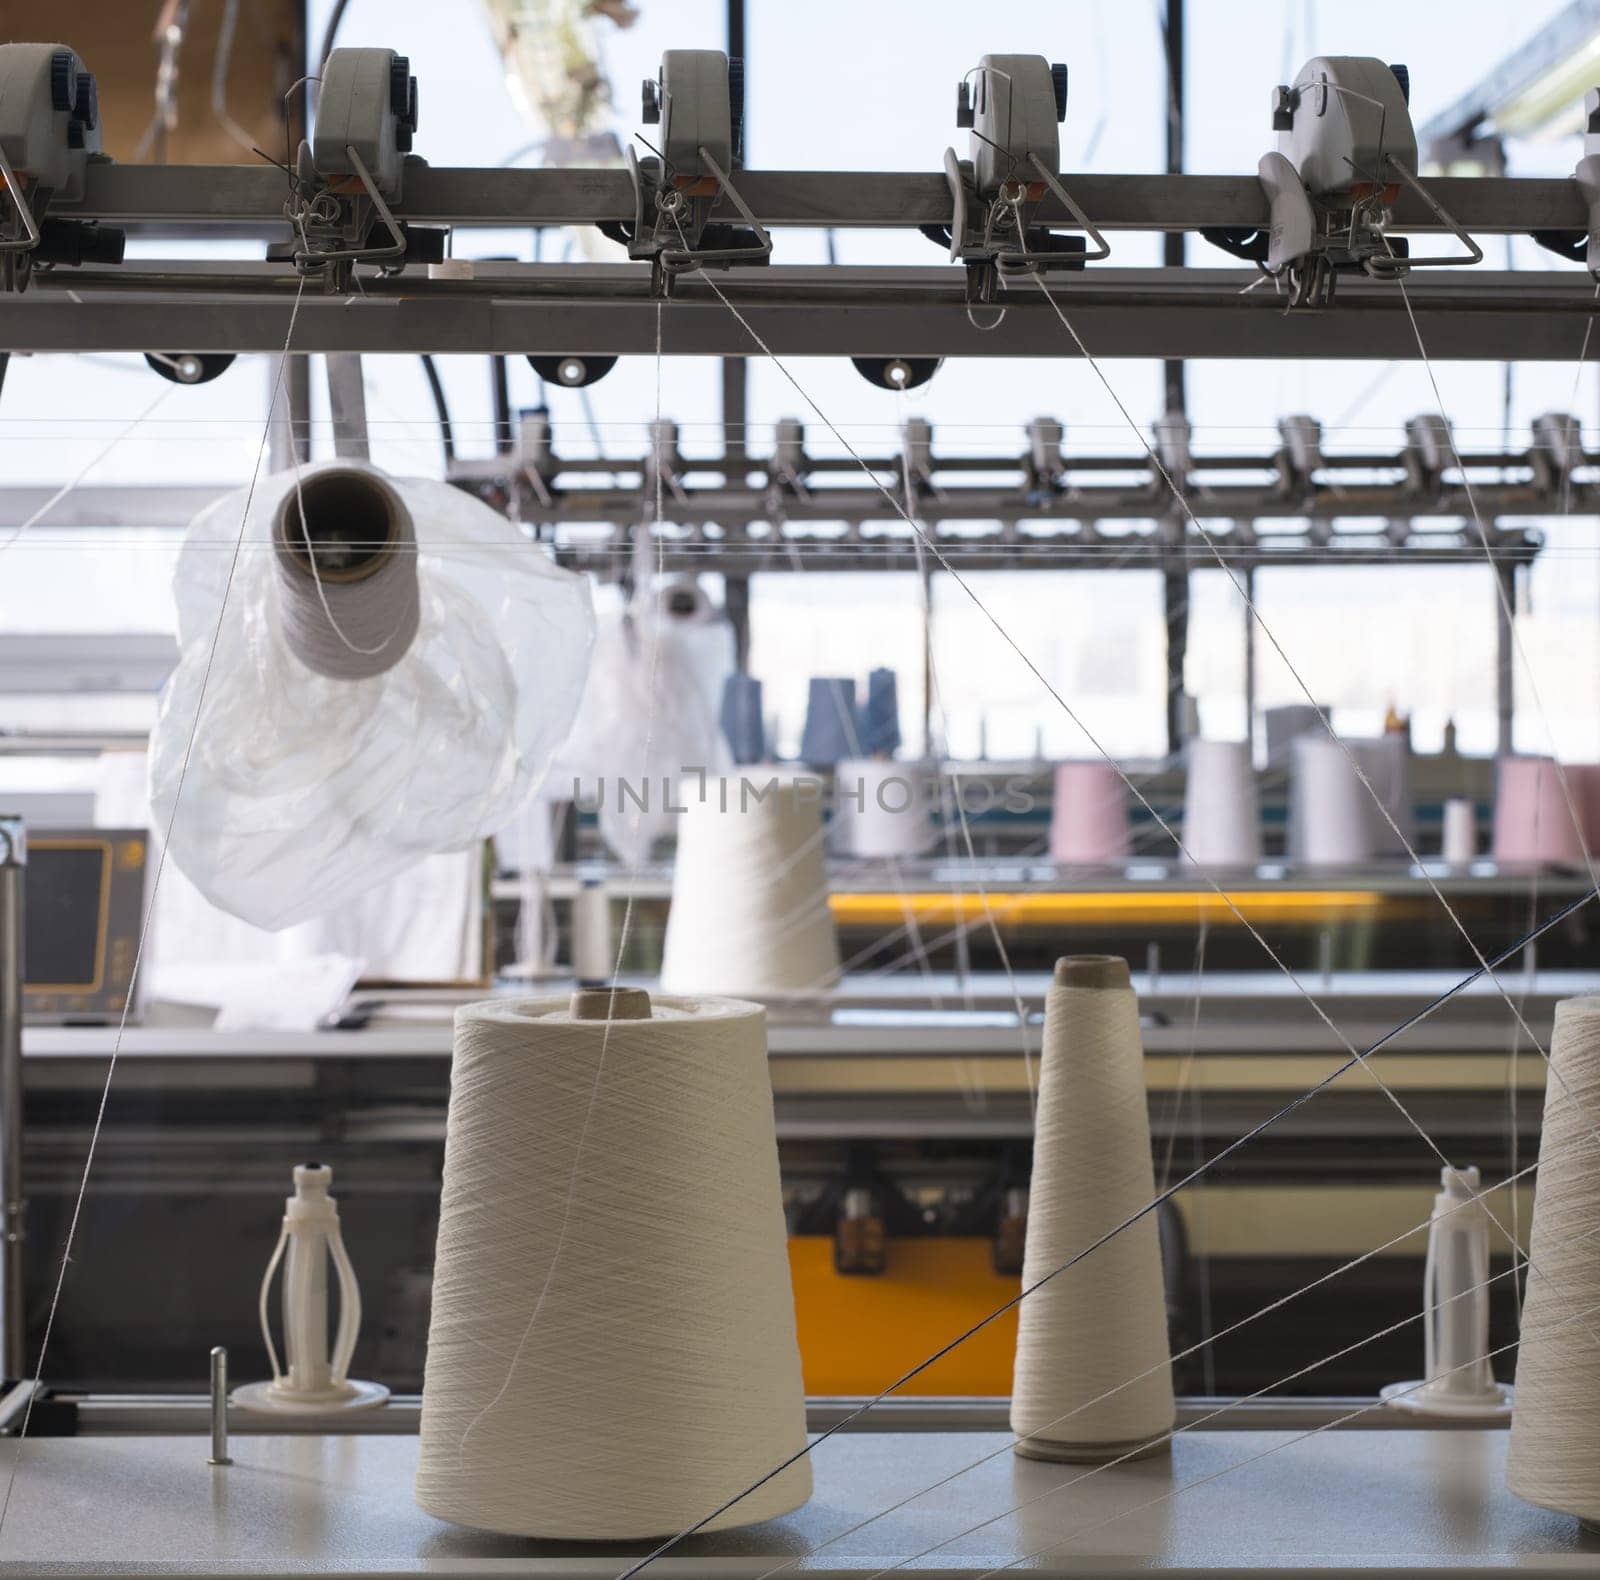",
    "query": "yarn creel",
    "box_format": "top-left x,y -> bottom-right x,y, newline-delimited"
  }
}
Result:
416,991 -> 811,1538
1011,955 -> 1175,1462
